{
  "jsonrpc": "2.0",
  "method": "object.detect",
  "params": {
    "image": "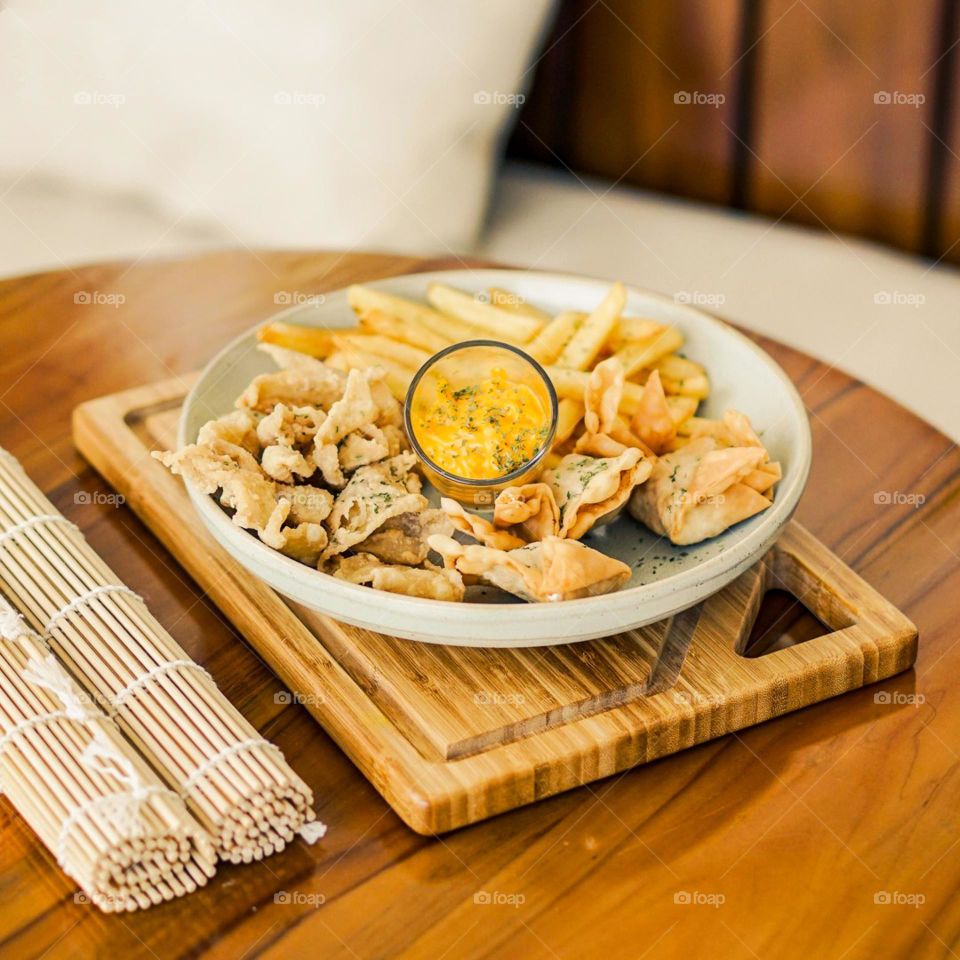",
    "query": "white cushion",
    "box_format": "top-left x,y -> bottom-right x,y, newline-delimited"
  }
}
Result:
0,0 -> 552,255
481,164 -> 960,442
